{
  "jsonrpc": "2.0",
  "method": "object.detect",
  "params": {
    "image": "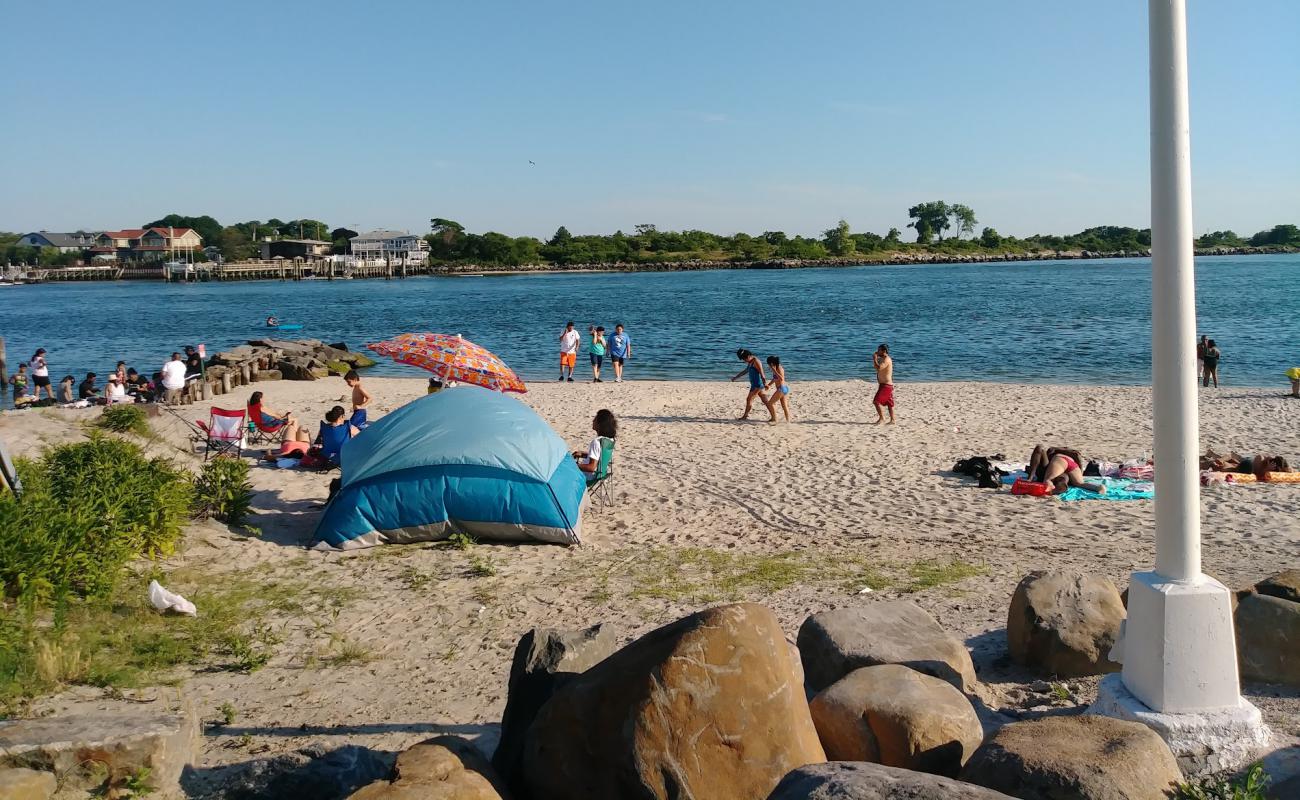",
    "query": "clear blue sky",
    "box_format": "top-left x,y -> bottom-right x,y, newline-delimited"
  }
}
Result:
2,0 -> 1296,240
